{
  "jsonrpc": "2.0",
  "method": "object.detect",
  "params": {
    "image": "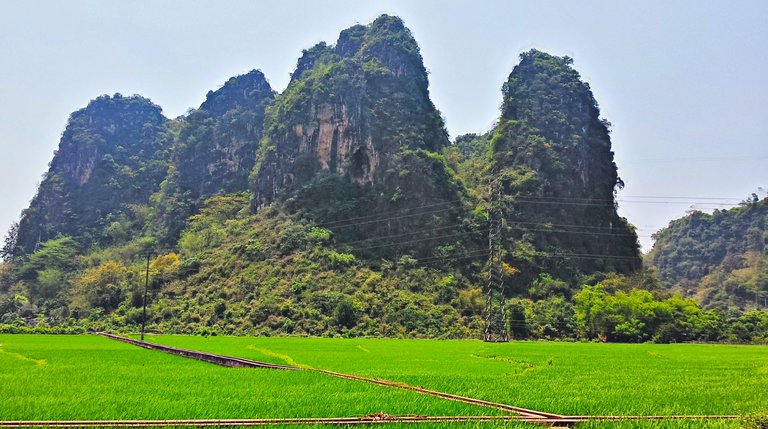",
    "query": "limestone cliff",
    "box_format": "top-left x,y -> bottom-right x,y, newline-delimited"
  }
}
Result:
152,71 -> 274,244
492,50 -> 641,280
15,94 -> 170,254
178,69 -> 274,197
251,15 -> 449,209
3,16 -> 666,337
